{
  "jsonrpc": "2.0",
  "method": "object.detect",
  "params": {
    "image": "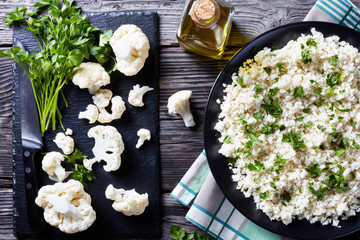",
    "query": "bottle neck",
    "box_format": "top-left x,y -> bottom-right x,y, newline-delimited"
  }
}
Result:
190,0 -> 220,28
